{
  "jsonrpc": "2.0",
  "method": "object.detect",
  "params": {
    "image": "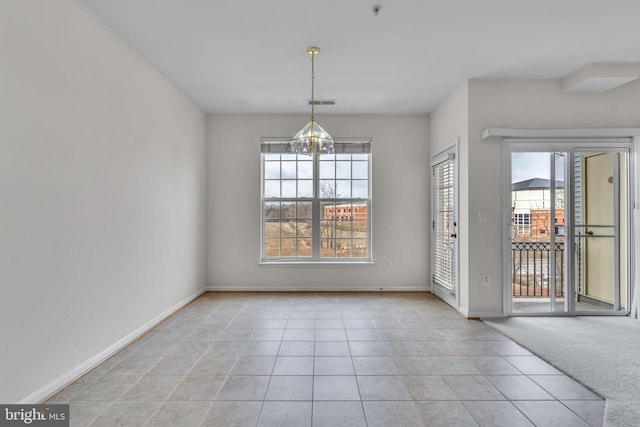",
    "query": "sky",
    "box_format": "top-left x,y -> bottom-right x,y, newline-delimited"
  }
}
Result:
511,152 -> 566,183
